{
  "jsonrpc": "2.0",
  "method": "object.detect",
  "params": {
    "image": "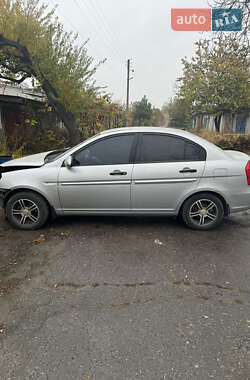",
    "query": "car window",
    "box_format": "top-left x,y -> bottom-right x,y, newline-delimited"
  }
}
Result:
73,134 -> 134,166
137,134 -> 205,163
185,141 -> 206,161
